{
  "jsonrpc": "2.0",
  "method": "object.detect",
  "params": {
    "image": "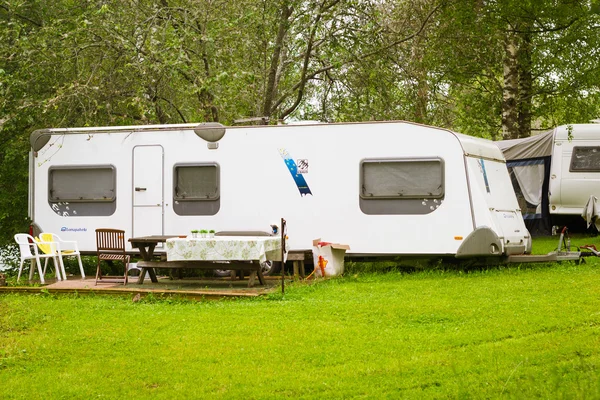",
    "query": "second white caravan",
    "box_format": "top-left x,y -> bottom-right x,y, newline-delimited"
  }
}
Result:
28,121 -> 531,259
496,124 -> 600,234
